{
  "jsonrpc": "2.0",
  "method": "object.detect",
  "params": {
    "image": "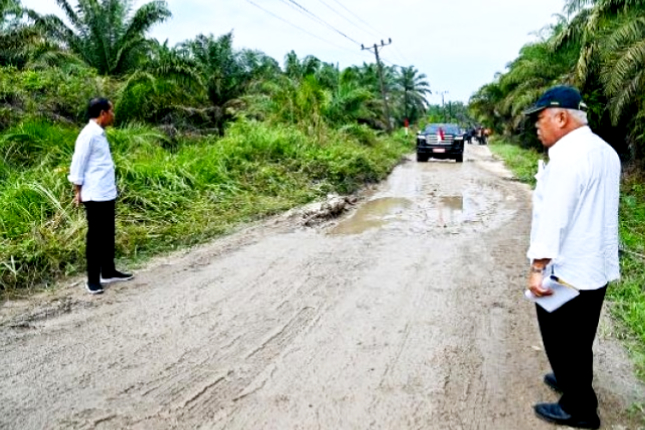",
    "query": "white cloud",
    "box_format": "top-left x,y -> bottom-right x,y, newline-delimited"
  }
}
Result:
22,0 -> 565,102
